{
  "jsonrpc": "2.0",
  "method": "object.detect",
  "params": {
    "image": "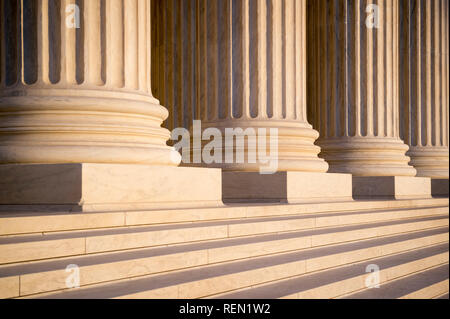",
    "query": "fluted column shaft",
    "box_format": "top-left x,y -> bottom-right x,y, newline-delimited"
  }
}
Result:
399,0 -> 449,179
0,0 -> 179,165
152,0 -> 328,172
307,0 -> 416,177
